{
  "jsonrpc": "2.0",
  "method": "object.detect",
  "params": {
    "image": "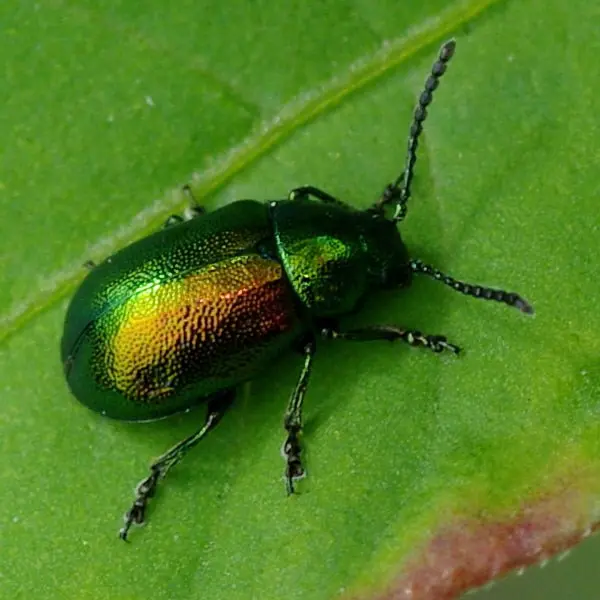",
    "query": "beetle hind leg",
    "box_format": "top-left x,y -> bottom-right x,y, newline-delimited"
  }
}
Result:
282,339 -> 316,495
119,389 -> 235,541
